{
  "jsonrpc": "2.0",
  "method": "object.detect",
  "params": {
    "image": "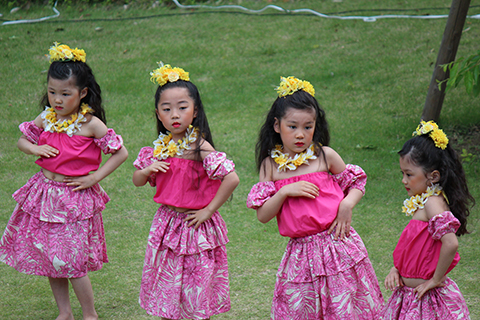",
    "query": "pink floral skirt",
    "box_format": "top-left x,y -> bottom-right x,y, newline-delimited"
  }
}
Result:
0,171 -> 109,278
272,228 -> 384,320
380,277 -> 470,319
139,205 -> 230,319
